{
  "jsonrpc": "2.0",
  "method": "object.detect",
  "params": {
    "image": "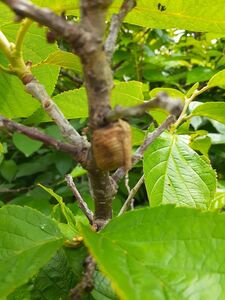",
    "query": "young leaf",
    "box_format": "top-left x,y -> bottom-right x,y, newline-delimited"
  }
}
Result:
0,205 -> 63,298
80,205 -> 225,300
192,102 -> 225,125
12,132 -> 43,157
186,82 -> 199,98
210,190 -> 225,211
208,69 -> 225,87
143,133 -> 216,208
0,160 -> 17,182
70,165 -> 88,178
39,184 -> 77,232
37,50 -> 82,73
